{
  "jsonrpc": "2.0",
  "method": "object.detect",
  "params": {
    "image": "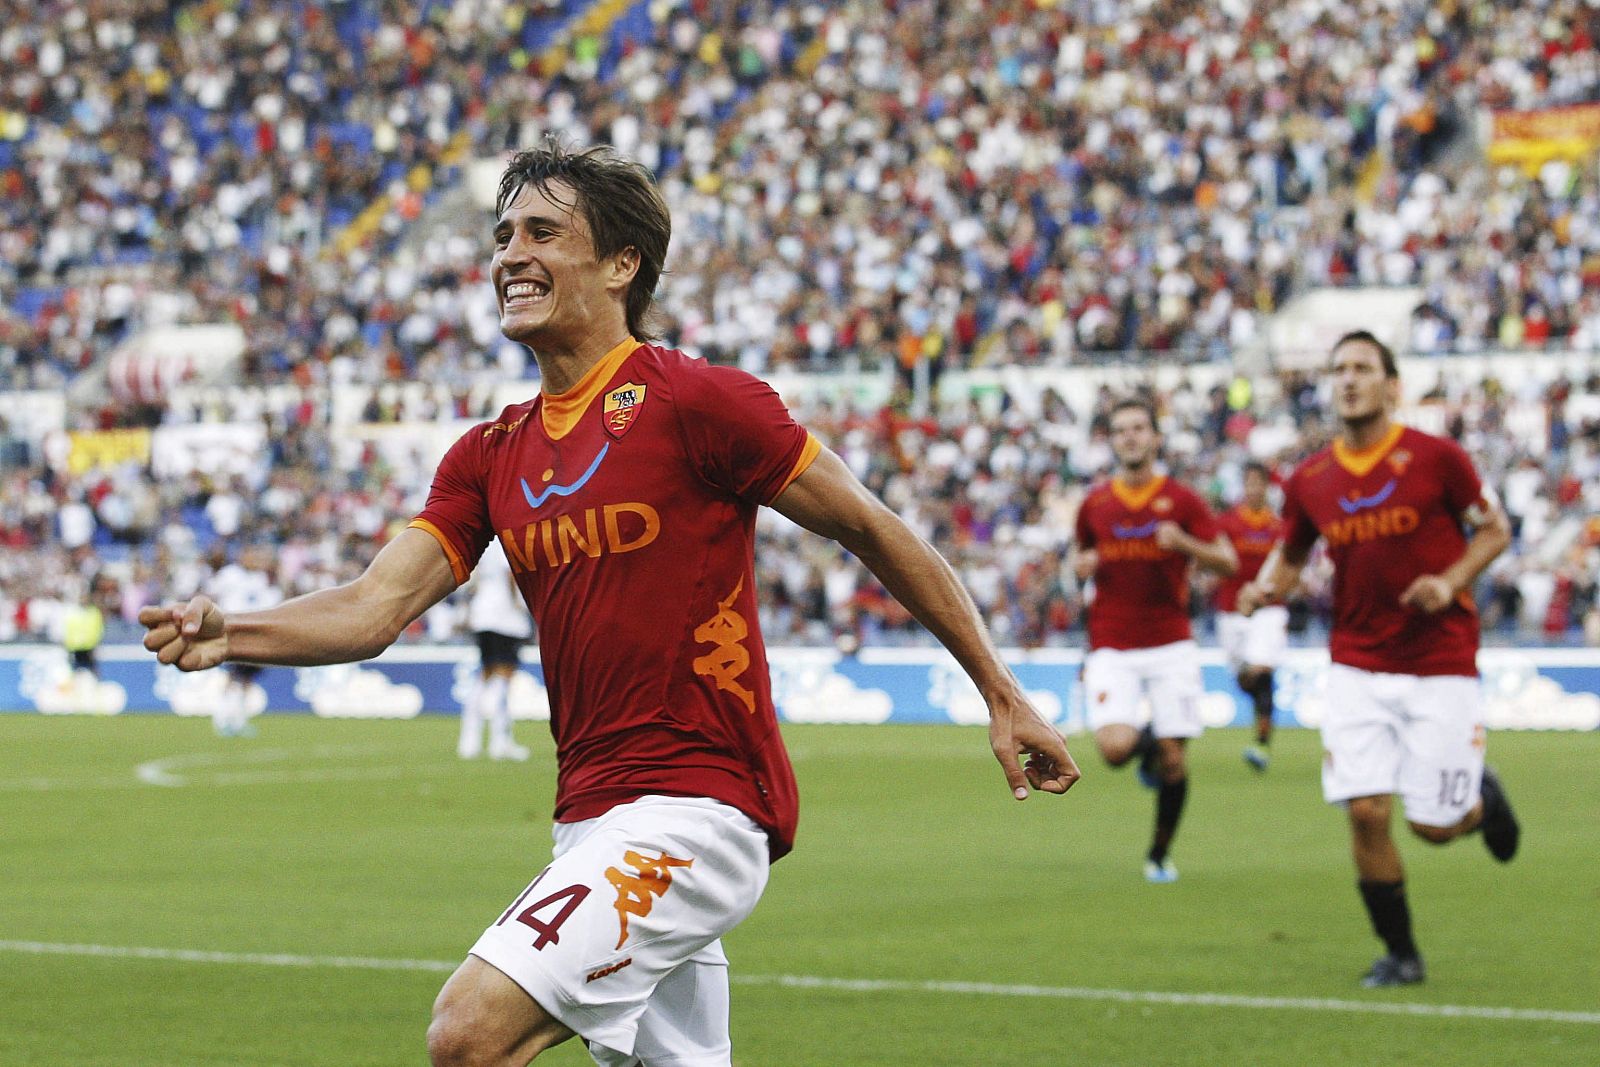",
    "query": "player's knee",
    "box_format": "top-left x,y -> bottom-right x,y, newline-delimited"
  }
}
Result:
426,1010 -> 483,1067
427,1002 -> 519,1067
1347,798 -> 1390,837
1407,821 -> 1456,845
